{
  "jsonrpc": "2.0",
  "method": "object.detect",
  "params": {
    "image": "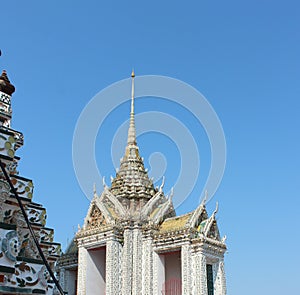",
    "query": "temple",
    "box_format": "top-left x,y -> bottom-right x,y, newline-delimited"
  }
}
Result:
57,72 -> 227,295
0,70 -> 61,294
